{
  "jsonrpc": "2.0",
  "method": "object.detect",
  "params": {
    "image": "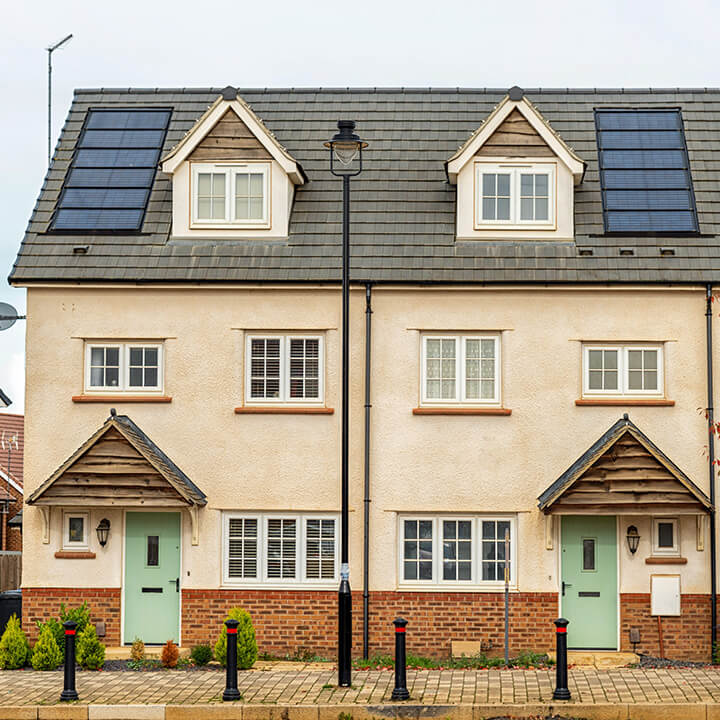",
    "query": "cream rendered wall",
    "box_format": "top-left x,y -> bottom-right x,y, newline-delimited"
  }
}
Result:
23,285 -> 712,598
